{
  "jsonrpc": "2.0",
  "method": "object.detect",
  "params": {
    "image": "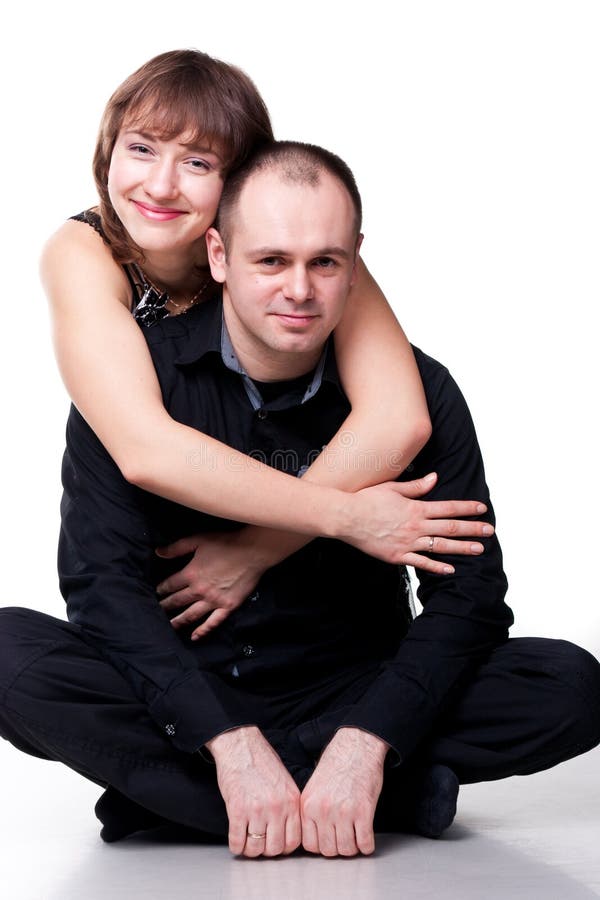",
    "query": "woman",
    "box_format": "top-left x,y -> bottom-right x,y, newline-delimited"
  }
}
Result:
41,50 -> 479,637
